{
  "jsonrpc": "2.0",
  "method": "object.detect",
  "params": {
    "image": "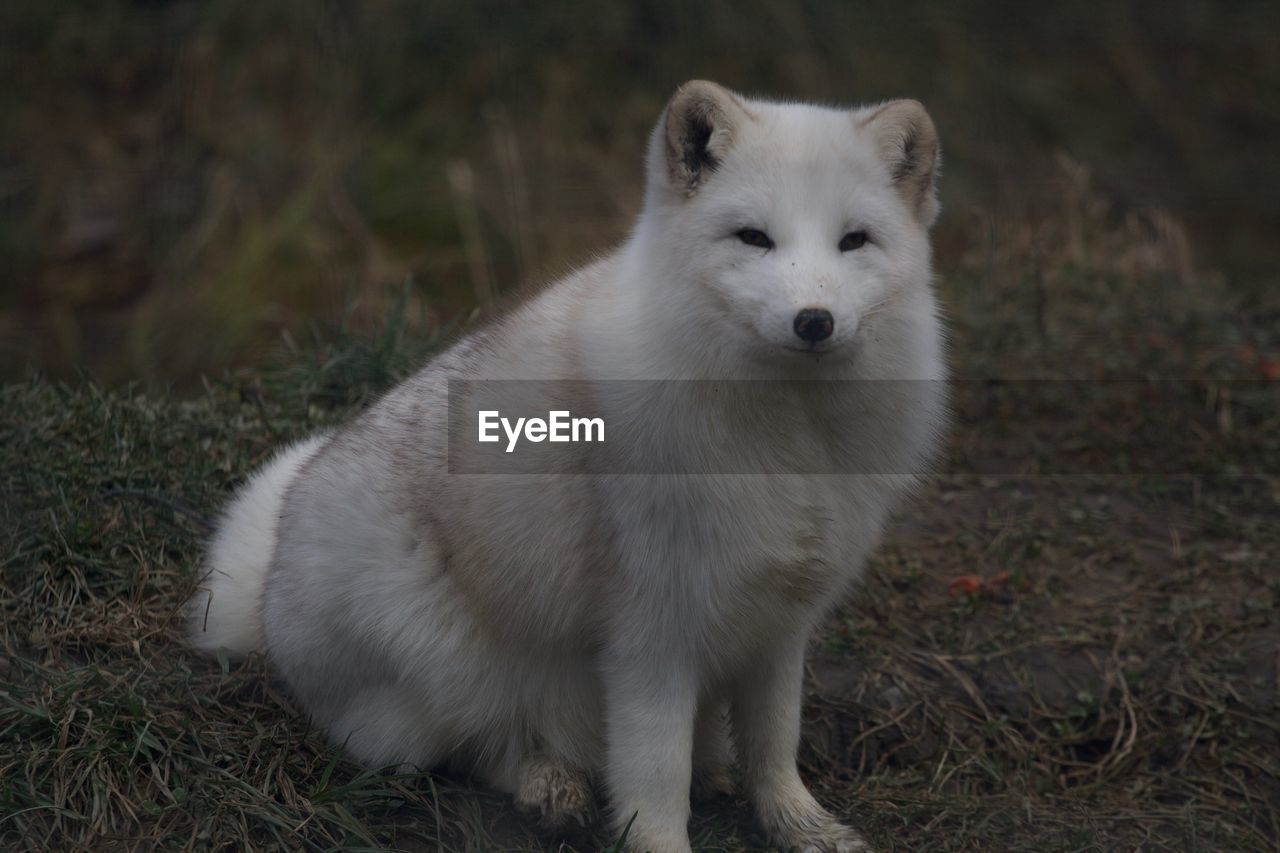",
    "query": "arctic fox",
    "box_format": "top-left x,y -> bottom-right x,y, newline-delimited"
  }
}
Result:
189,81 -> 946,852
